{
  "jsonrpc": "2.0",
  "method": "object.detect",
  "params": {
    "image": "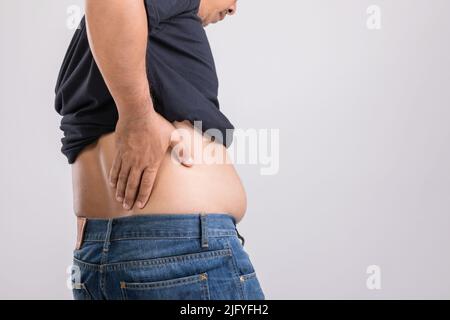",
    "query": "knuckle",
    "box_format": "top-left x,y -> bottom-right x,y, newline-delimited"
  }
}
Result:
141,181 -> 154,190
140,176 -> 153,186
126,186 -> 137,194
116,182 -> 124,190
127,175 -> 139,185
